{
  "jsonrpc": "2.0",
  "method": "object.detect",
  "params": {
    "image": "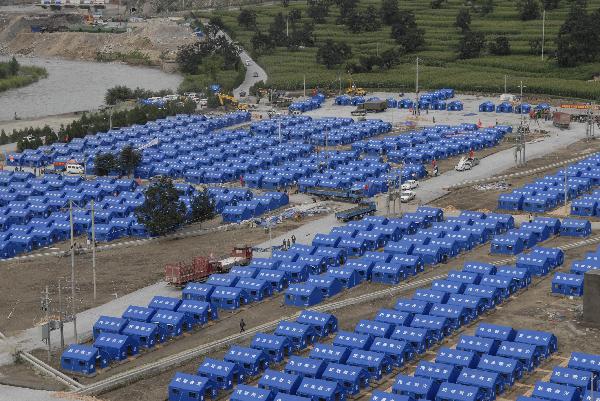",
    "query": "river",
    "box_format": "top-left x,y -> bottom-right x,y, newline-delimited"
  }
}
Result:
0,56 -> 183,122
